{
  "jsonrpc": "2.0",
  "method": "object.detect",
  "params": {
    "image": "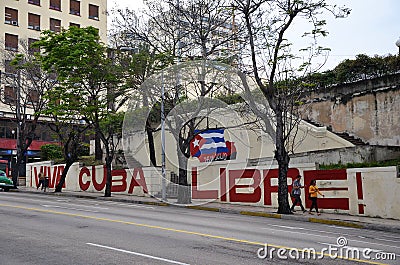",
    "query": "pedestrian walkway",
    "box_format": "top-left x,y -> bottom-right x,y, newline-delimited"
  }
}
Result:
13,186 -> 400,234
